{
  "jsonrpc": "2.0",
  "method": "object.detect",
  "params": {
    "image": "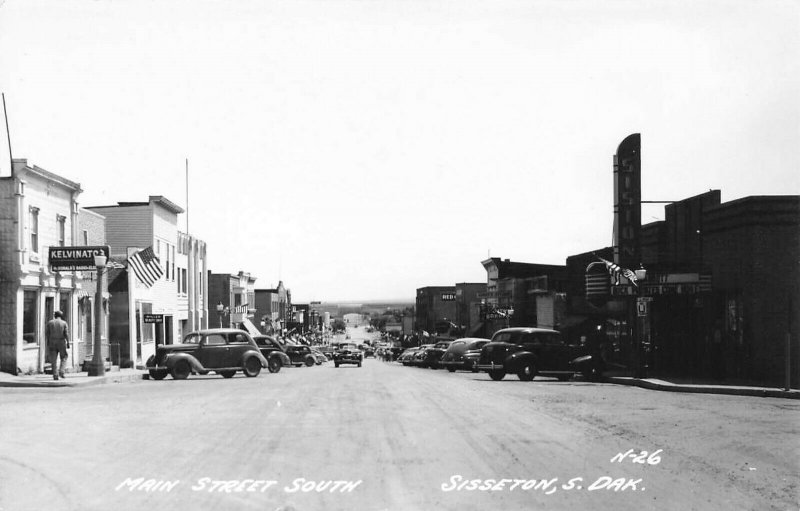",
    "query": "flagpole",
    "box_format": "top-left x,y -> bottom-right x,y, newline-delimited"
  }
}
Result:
2,93 -> 13,178
185,158 -> 189,232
